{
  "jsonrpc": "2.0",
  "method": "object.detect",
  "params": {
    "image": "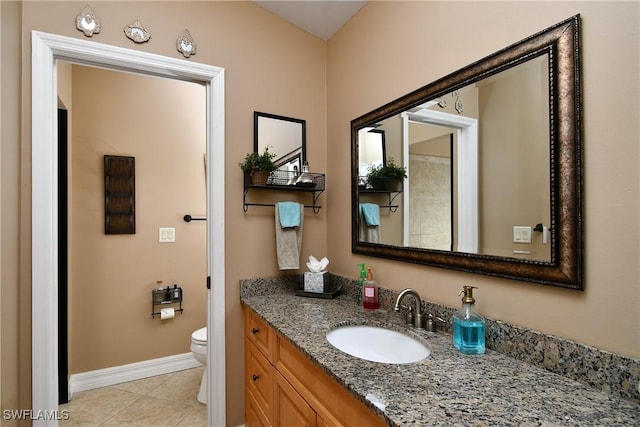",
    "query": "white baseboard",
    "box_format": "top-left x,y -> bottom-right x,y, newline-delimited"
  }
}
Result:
68,353 -> 202,399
